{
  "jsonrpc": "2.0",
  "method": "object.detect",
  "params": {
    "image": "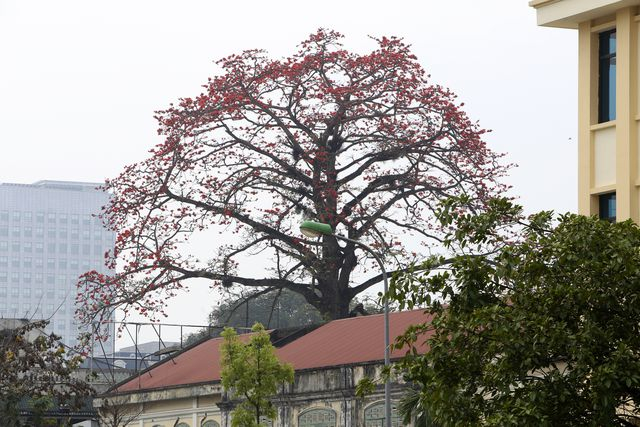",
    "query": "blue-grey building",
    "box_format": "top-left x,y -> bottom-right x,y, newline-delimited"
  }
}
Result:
0,180 -> 114,351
